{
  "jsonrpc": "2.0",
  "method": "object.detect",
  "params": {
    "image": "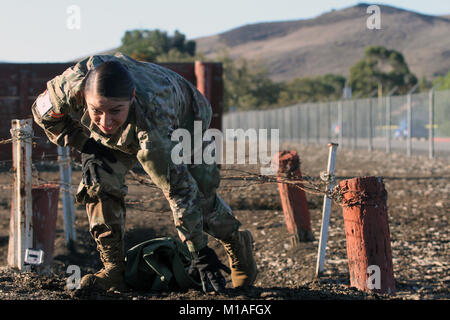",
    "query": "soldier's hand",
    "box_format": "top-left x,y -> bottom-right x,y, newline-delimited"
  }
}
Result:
81,139 -> 116,185
81,153 -> 113,185
189,246 -> 230,293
